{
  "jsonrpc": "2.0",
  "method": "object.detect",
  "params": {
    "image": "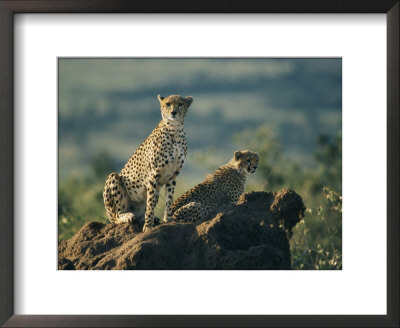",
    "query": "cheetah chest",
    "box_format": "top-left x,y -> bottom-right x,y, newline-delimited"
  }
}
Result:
158,142 -> 185,185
